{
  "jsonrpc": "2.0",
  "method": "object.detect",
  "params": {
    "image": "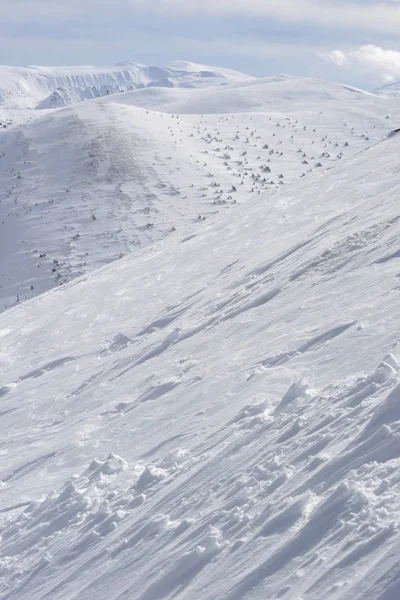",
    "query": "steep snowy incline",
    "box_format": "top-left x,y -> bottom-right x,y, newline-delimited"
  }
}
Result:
0,127 -> 400,599
0,82 -> 395,311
